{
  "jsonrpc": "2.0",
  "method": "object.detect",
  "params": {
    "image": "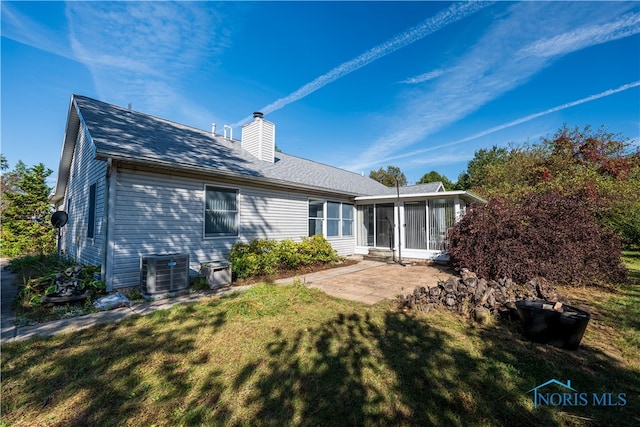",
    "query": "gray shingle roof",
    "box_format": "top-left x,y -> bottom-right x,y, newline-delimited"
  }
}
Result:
74,95 -> 389,197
